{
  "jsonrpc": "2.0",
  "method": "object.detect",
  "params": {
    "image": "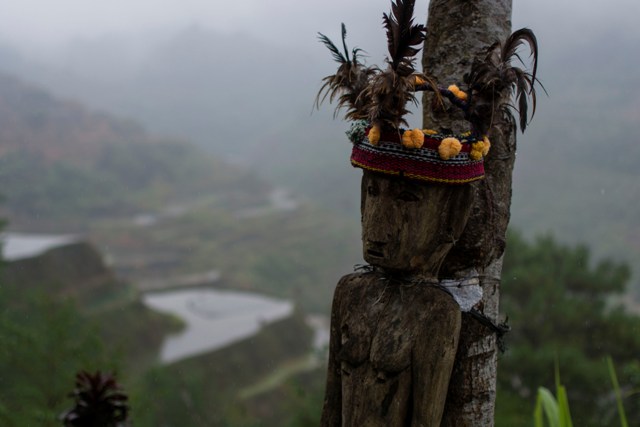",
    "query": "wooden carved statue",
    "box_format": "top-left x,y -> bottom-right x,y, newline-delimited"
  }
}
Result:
321,171 -> 474,426
316,0 -> 540,425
